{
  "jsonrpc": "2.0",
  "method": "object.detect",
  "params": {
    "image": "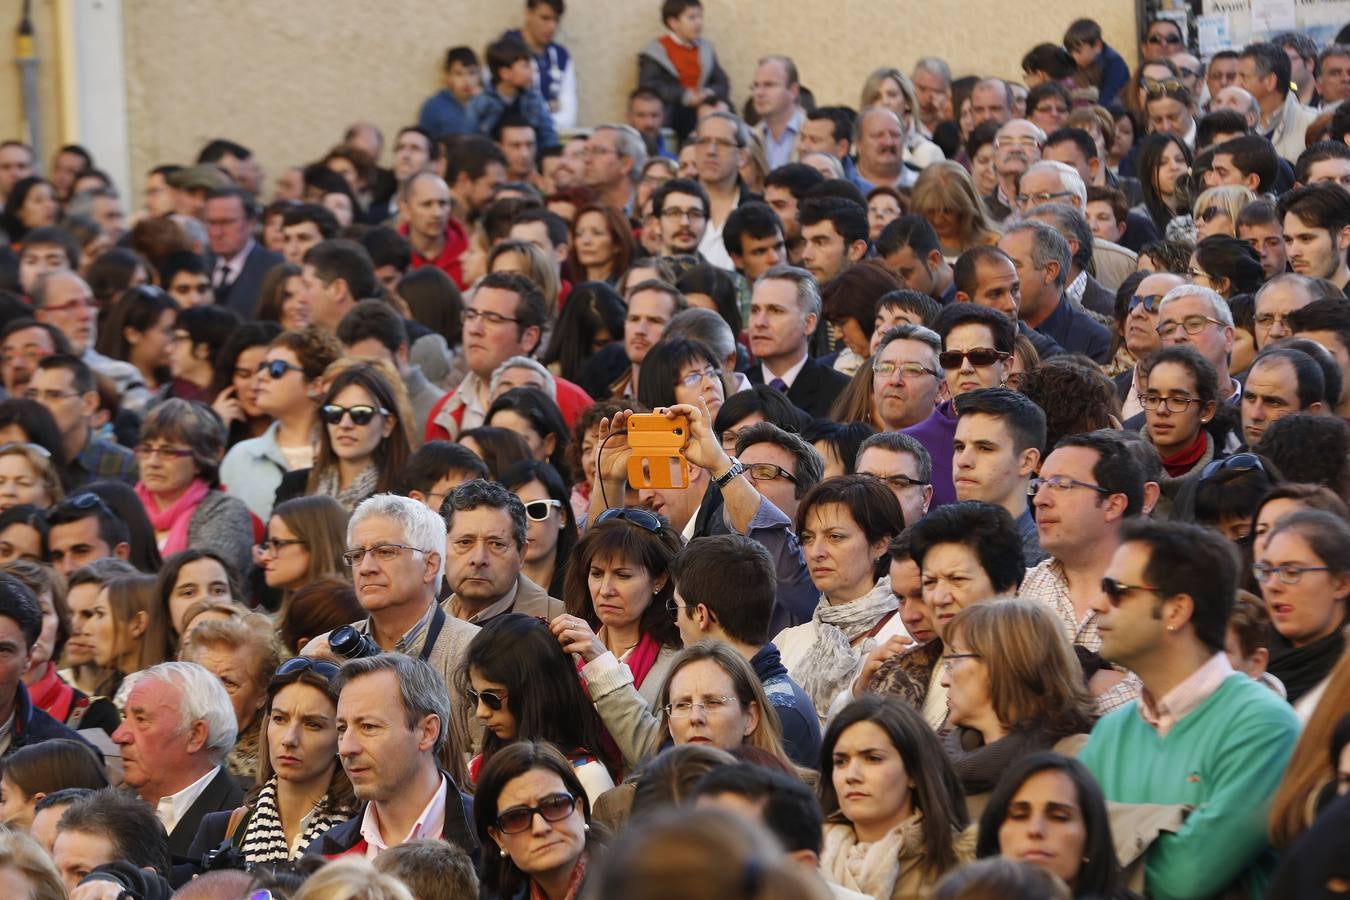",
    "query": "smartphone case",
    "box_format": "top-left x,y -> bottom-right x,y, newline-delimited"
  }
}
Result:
626,413 -> 692,489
